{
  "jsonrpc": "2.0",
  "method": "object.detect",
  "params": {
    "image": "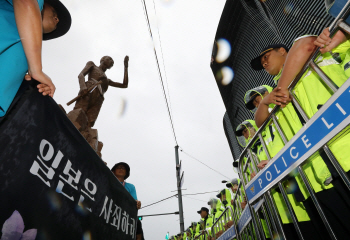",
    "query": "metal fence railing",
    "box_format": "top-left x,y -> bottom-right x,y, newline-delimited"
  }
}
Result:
208,2 -> 350,240
236,2 -> 350,240
194,229 -> 210,240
